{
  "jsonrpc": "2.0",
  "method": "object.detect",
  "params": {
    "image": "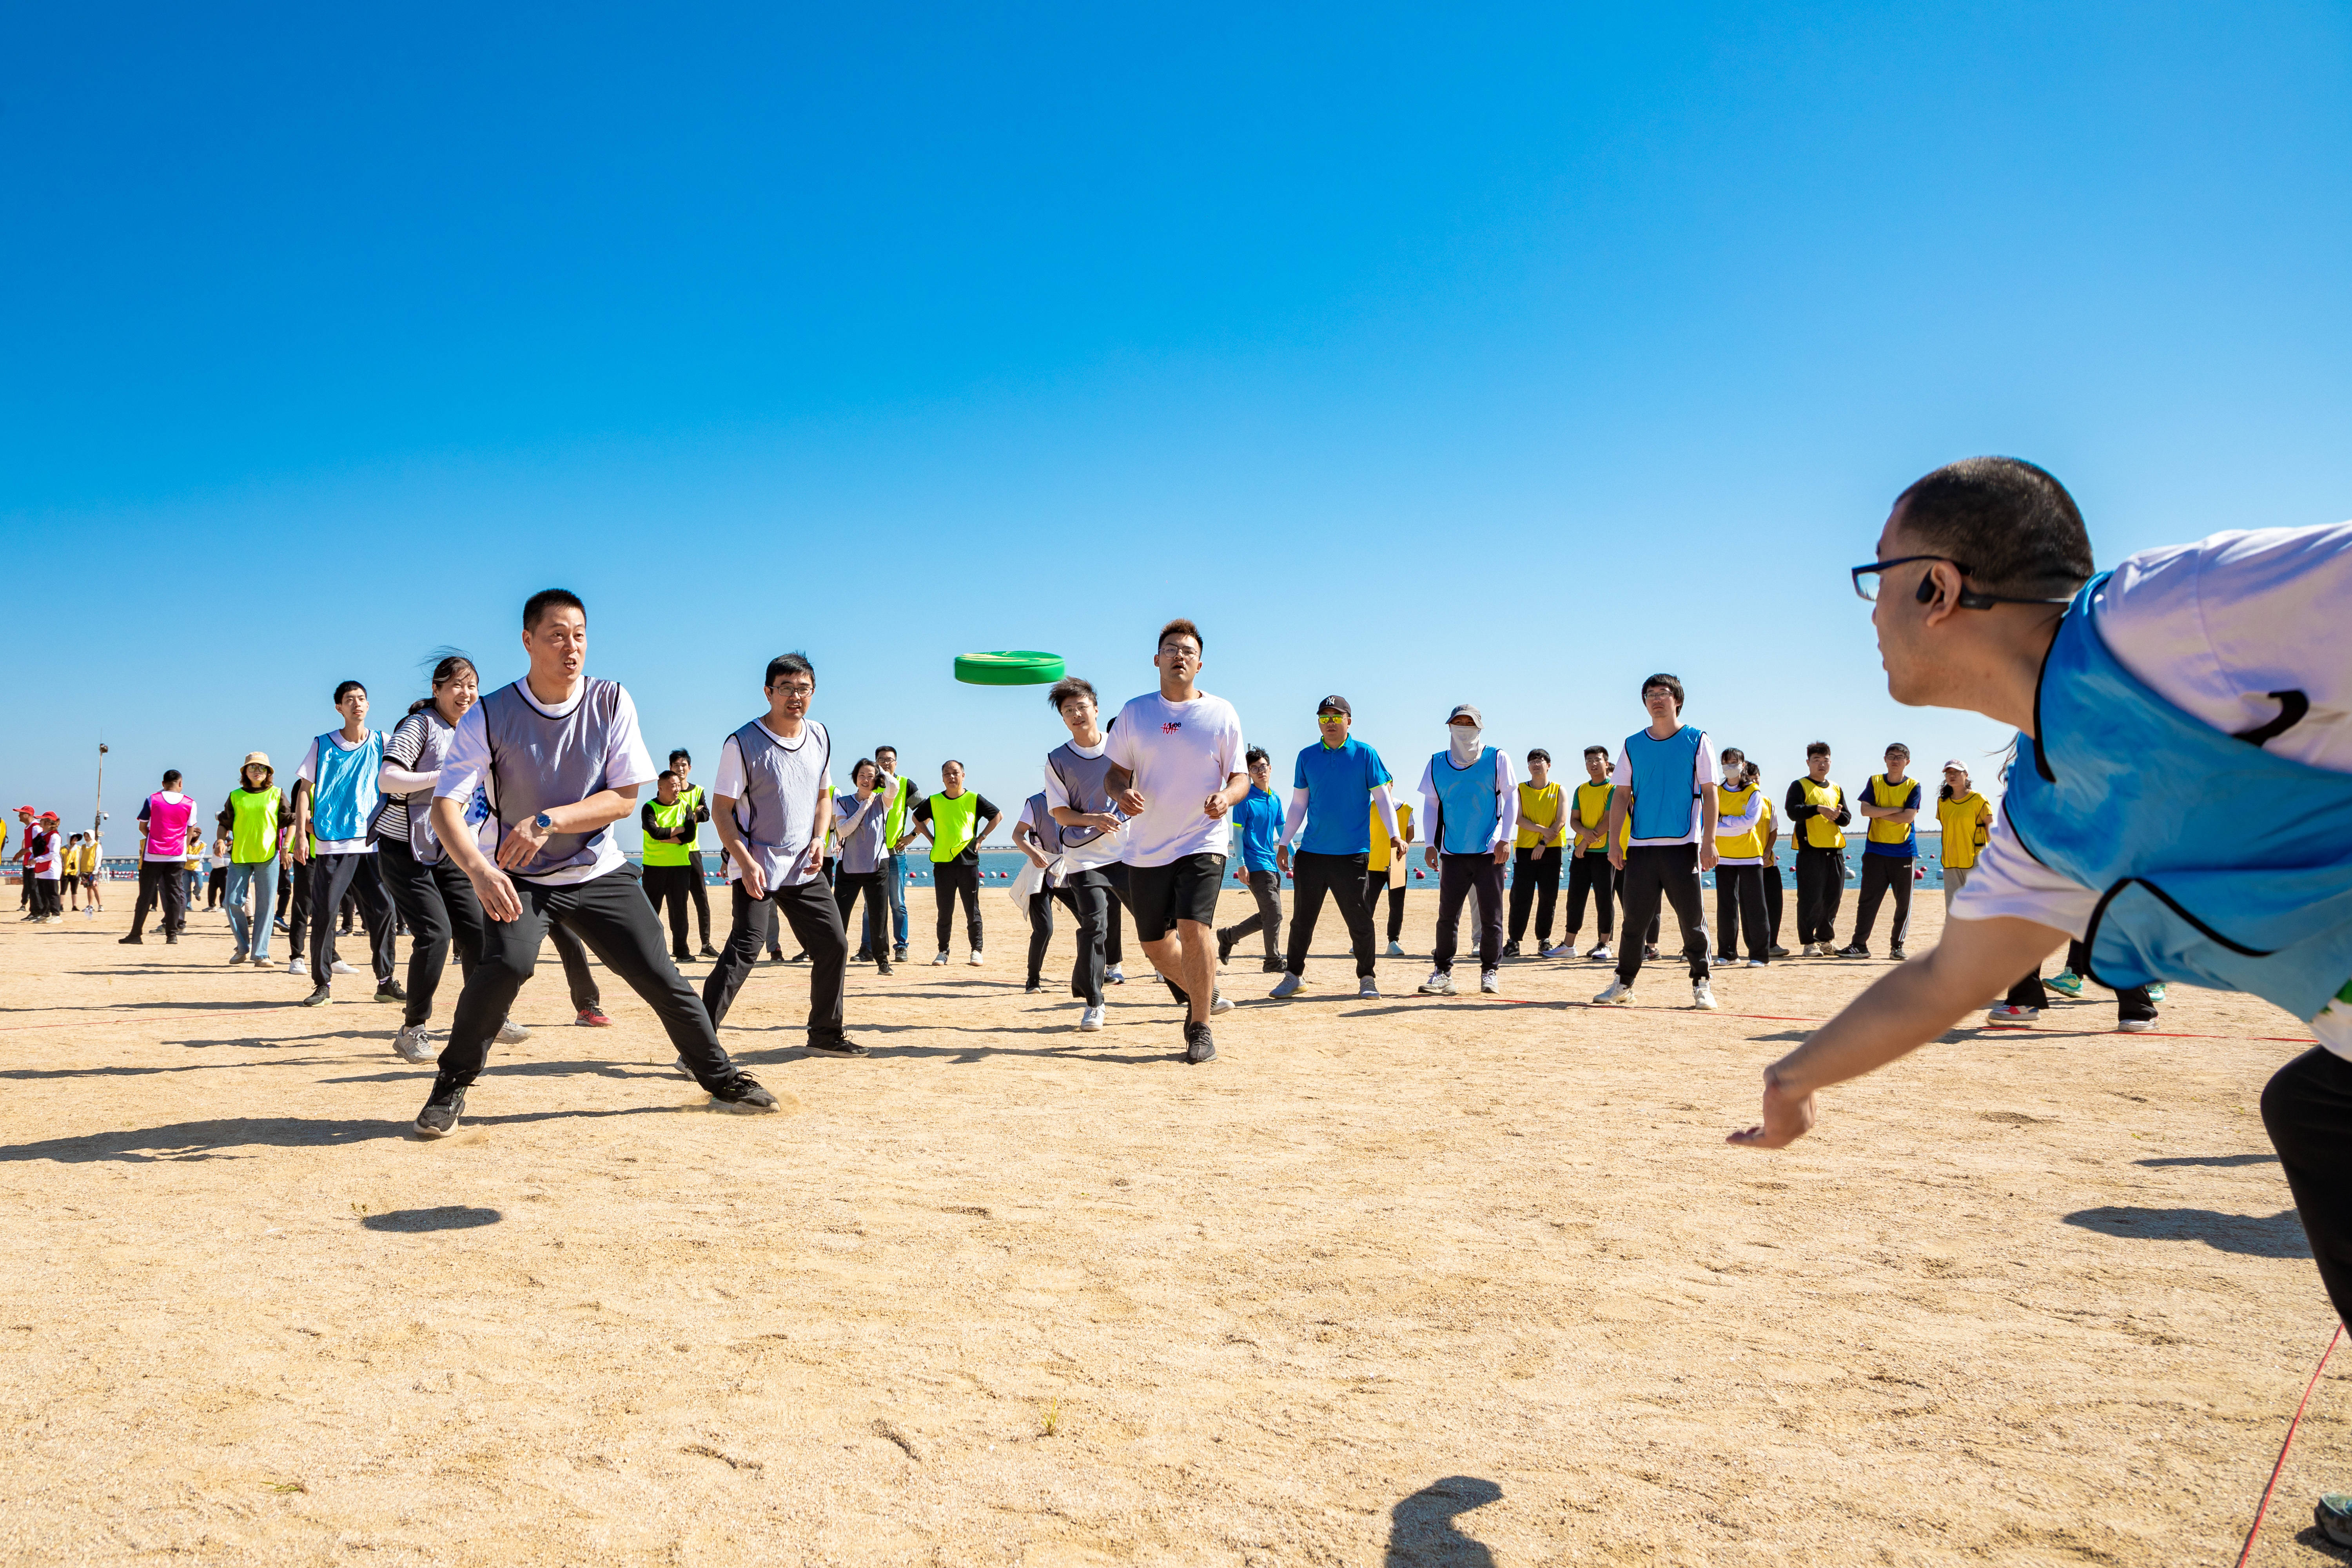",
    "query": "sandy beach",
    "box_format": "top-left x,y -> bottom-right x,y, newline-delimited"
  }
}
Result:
0,886 -> 2342,1565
